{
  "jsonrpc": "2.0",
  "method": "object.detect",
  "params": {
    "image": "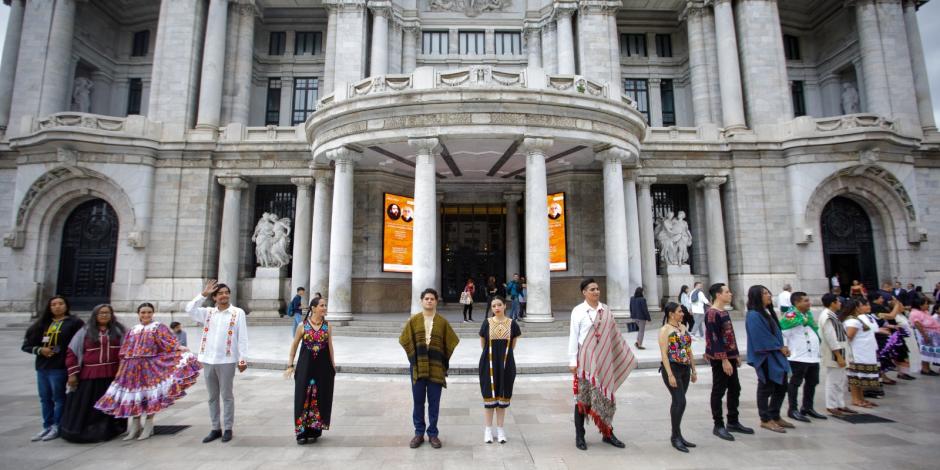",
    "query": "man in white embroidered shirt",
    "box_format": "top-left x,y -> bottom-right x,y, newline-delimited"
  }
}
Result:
567,278 -> 635,451
186,280 -> 249,443
778,291 -> 826,423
